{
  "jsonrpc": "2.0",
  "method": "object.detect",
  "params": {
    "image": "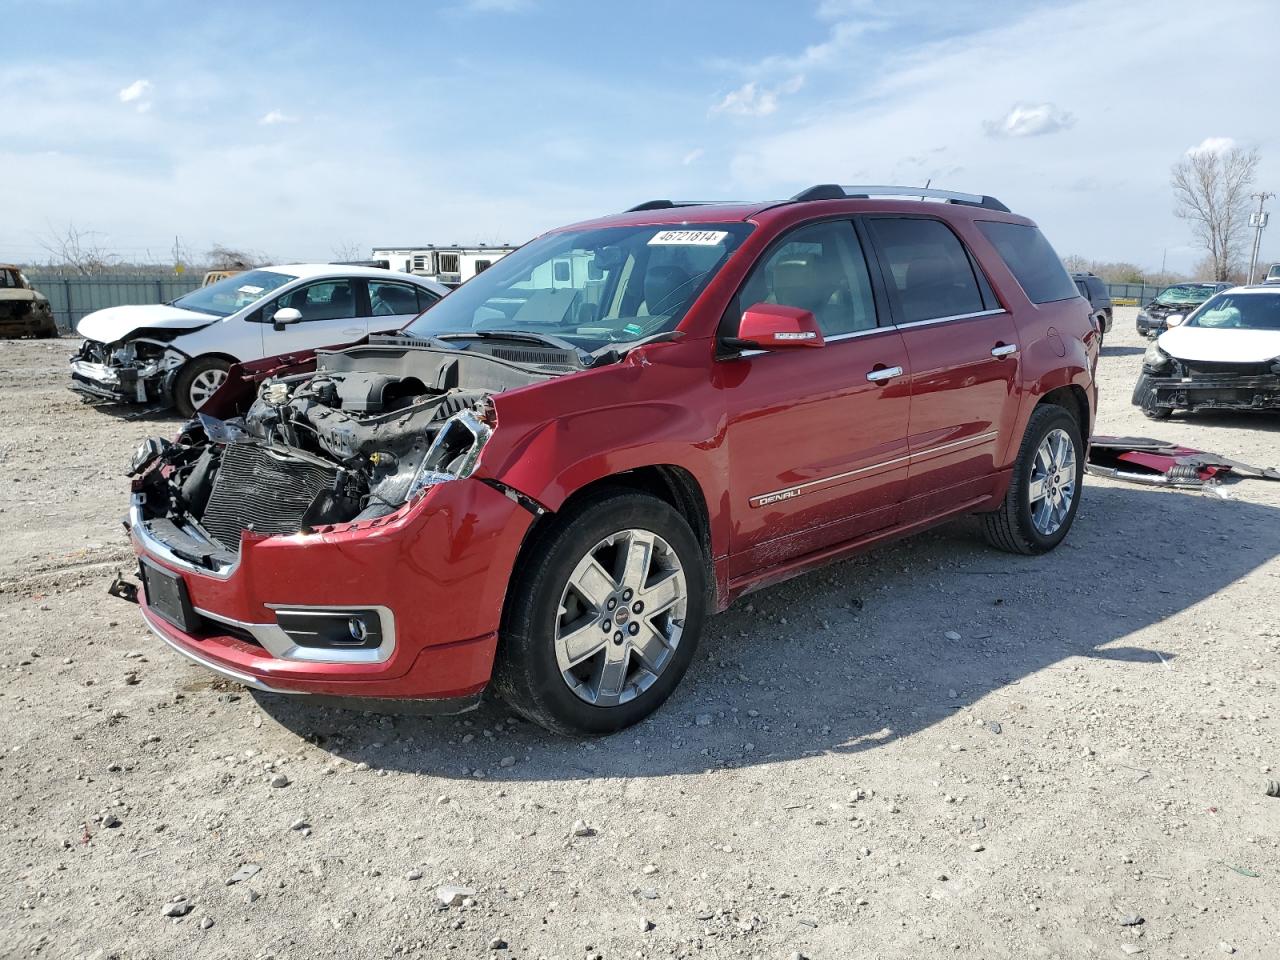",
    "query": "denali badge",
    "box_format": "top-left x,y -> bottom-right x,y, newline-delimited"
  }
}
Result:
750,487 -> 802,508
